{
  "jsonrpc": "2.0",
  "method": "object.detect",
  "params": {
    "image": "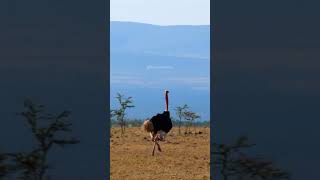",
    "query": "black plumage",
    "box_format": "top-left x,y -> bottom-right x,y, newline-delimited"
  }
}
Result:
150,111 -> 172,133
